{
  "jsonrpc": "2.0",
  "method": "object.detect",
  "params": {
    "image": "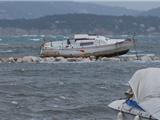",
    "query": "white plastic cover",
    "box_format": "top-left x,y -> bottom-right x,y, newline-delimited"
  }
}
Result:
129,68 -> 160,119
